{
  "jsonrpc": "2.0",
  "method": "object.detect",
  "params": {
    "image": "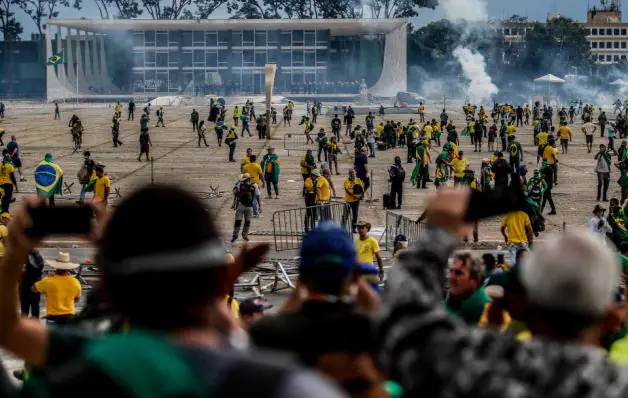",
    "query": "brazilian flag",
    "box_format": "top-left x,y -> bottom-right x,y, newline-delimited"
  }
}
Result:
47,50 -> 64,66
35,160 -> 63,198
